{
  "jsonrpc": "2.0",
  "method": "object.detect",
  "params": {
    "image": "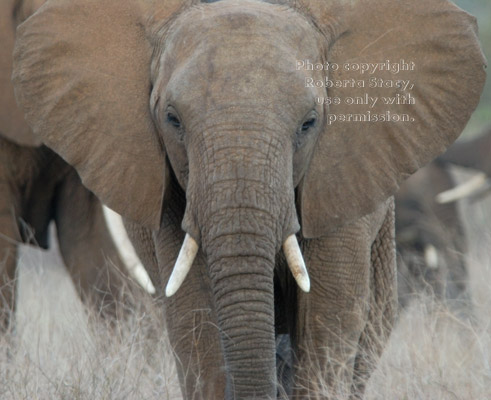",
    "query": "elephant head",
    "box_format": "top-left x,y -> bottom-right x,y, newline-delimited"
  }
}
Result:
13,0 -> 485,397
